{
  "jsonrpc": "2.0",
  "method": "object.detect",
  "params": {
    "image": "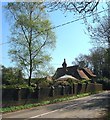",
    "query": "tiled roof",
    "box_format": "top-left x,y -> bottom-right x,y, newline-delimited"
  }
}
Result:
53,68 -> 65,79
53,64 -> 95,80
83,68 -> 96,77
77,69 -> 90,80
53,65 -> 79,80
